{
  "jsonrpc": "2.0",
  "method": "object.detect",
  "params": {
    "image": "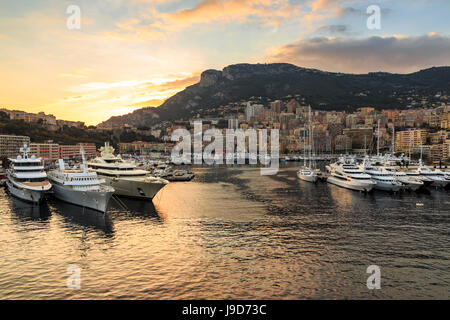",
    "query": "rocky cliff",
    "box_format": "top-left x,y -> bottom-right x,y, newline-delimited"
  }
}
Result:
98,63 -> 450,128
